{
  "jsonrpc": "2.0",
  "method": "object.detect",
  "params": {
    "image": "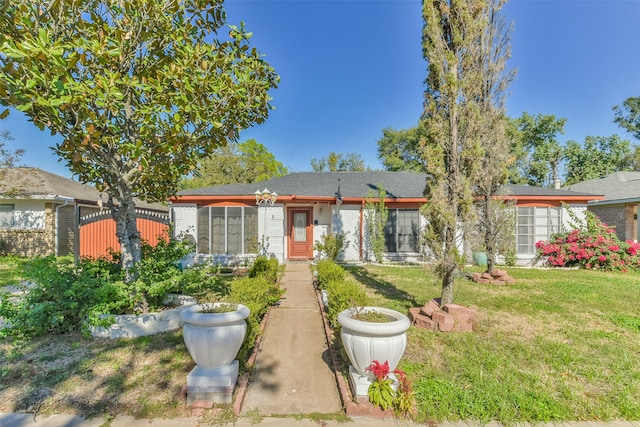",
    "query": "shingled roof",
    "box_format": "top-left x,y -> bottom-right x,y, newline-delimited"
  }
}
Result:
498,183 -> 601,198
178,171 -> 428,199
177,171 -> 602,201
0,167 -> 167,211
563,172 -> 640,201
0,167 -> 99,202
